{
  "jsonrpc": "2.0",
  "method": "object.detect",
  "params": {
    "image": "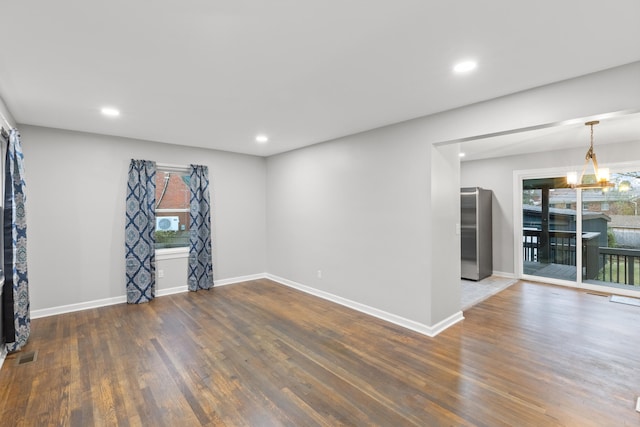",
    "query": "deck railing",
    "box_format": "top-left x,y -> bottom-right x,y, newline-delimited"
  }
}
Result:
523,229 -> 595,267
597,247 -> 640,286
522,229 -> 640,284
